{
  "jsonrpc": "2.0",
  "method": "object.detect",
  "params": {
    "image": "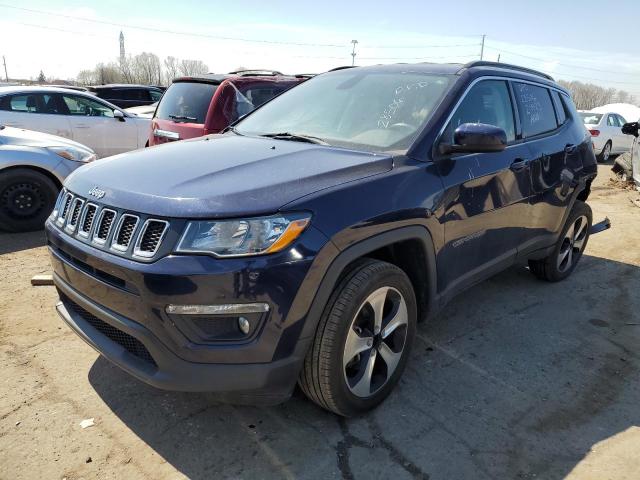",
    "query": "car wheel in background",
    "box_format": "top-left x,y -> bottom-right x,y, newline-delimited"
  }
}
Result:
598,141 -> 612,162
528,200 -> 592,282
0,168 -> 59,232
299,259 -> 417,416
